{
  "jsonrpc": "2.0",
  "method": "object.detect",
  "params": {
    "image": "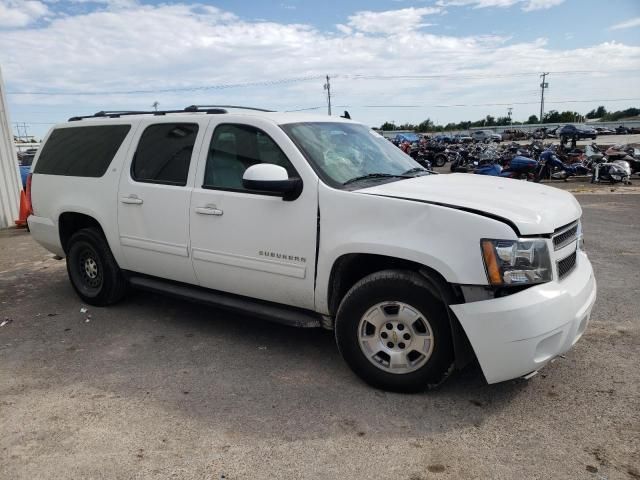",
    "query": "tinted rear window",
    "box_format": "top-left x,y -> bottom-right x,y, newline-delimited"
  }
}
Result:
131,123 -> 198,186
34,125 -> 131,177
